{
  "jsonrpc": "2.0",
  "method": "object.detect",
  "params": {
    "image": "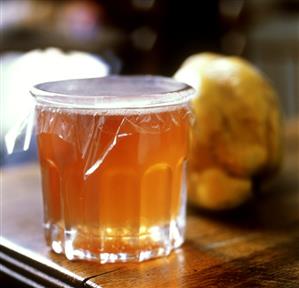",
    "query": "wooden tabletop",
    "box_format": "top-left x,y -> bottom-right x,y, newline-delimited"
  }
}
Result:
1,119 -> 299,288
